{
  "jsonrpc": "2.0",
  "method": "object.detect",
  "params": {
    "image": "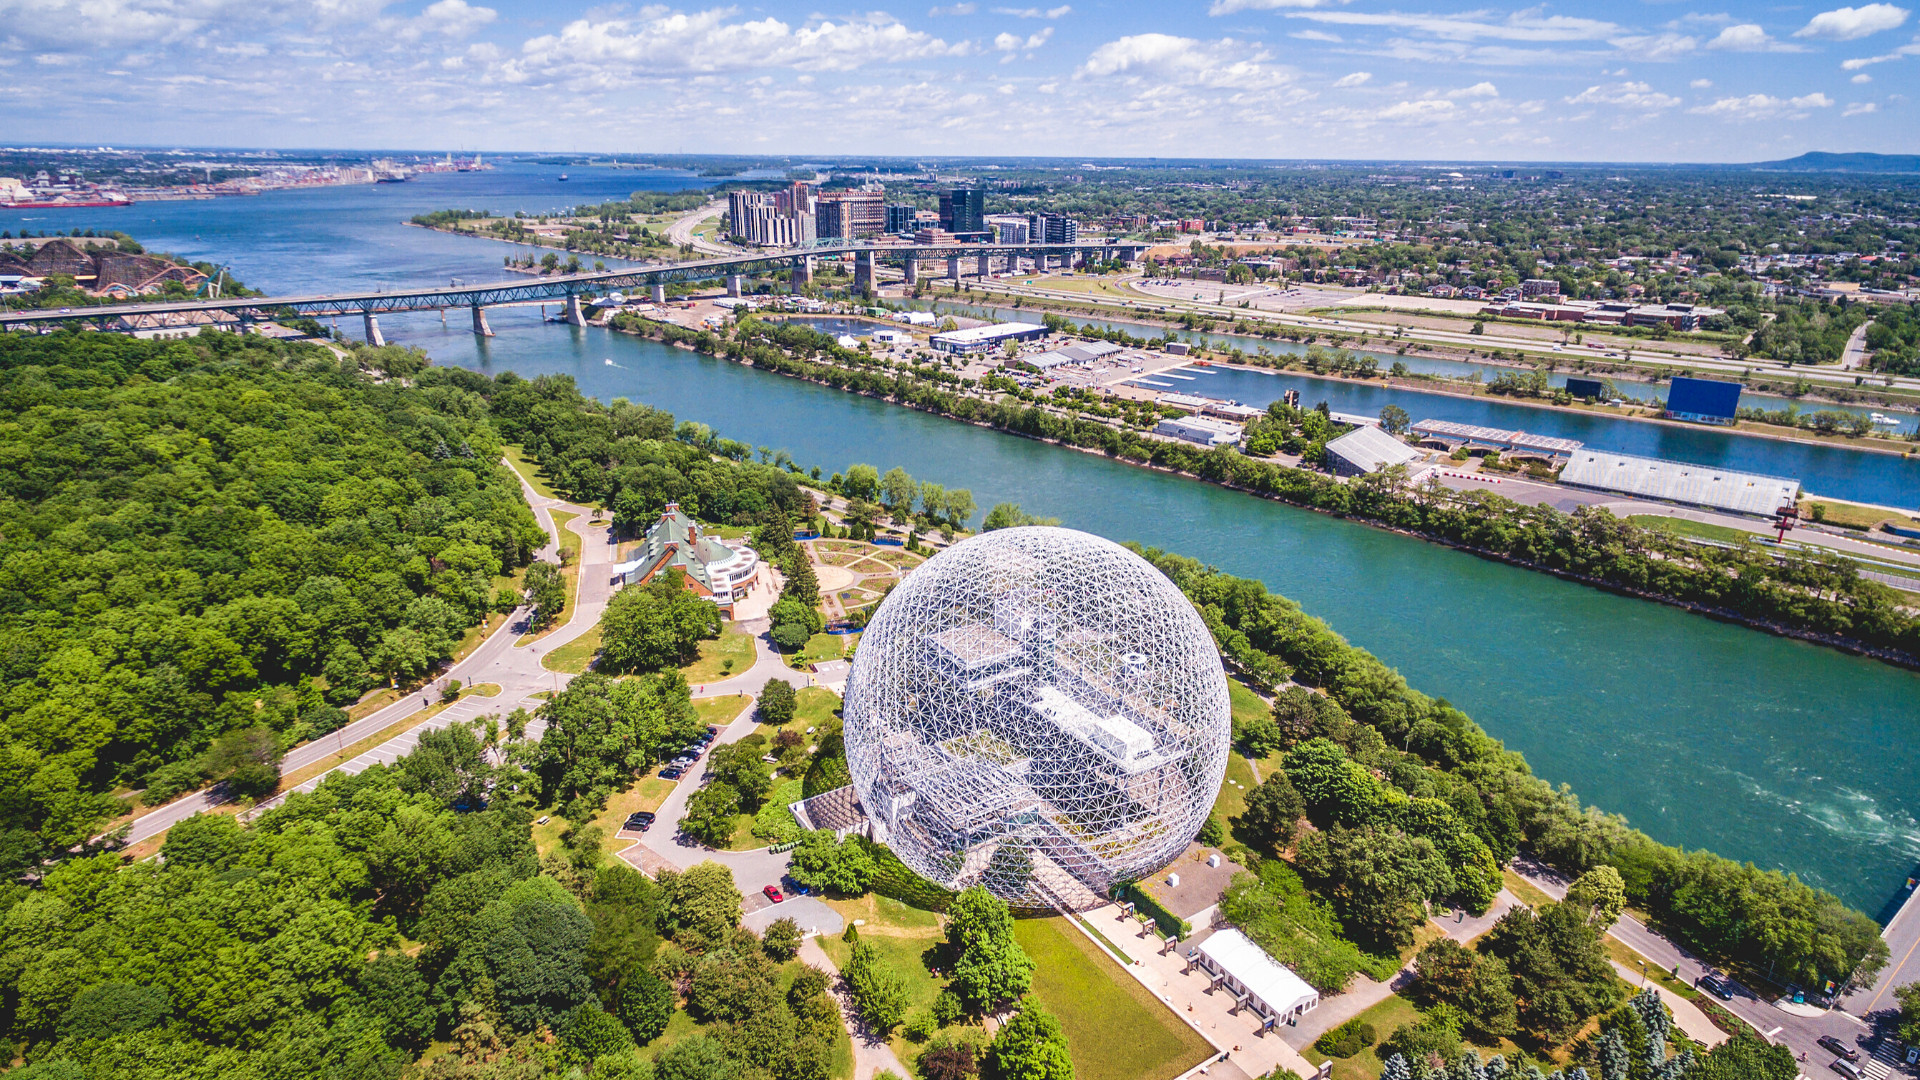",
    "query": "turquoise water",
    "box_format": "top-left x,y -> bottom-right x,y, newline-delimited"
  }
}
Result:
11,167 -> 1919,913
392,305 -> 1920,914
